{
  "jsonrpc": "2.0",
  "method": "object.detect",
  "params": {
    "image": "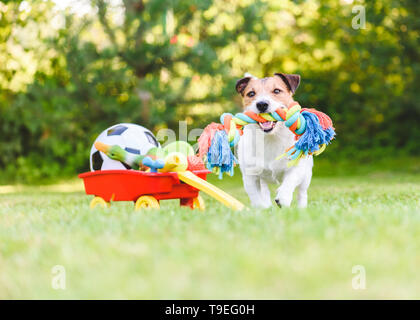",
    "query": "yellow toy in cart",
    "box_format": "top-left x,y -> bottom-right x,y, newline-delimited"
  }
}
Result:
159,152 -> 244,211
